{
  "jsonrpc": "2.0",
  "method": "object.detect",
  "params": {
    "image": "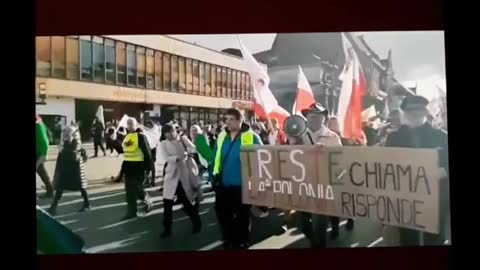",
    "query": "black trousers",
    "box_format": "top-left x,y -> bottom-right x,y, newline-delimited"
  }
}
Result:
299,212 -> 328,248
94,138 -> 105,157
162,182 -> 200,232
36,161 -> 53,194
124,162 -> 149,216
50,188 -> 90,209
330,217 -> 354,233
149,148 -> 156,184
215,186 -> 251,249
105,138 -> 115,154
